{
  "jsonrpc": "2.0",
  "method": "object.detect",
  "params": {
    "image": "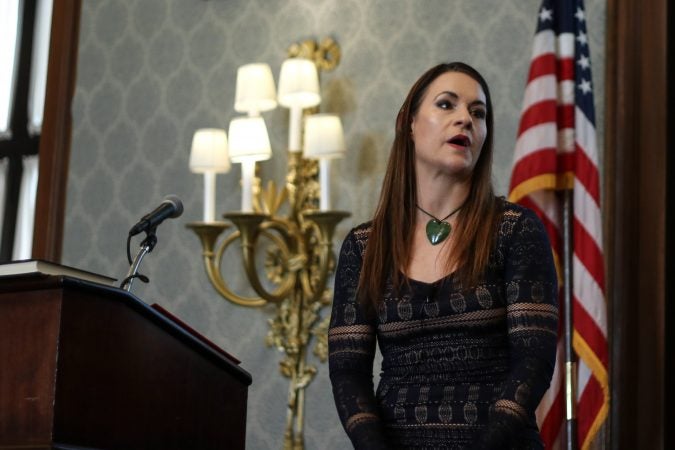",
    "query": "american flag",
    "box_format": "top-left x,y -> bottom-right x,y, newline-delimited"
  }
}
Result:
508,0 -> 609,449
